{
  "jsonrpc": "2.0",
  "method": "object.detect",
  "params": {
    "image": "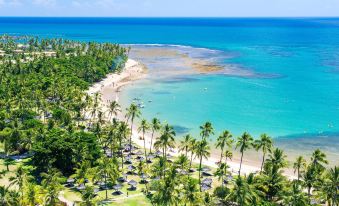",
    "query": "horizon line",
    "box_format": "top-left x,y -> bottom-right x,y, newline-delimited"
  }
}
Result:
0,16 -> 339,18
